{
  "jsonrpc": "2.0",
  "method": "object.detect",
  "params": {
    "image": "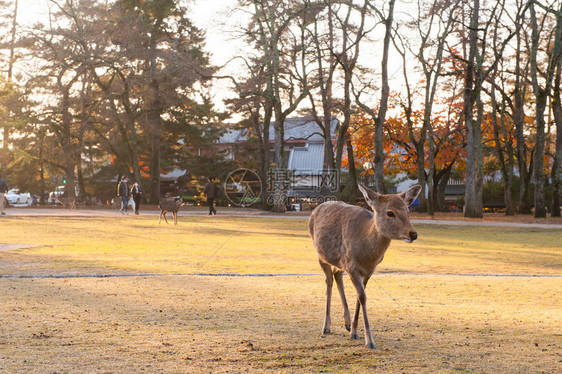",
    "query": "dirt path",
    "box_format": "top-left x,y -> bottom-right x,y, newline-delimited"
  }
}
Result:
1,207 -> 561,229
